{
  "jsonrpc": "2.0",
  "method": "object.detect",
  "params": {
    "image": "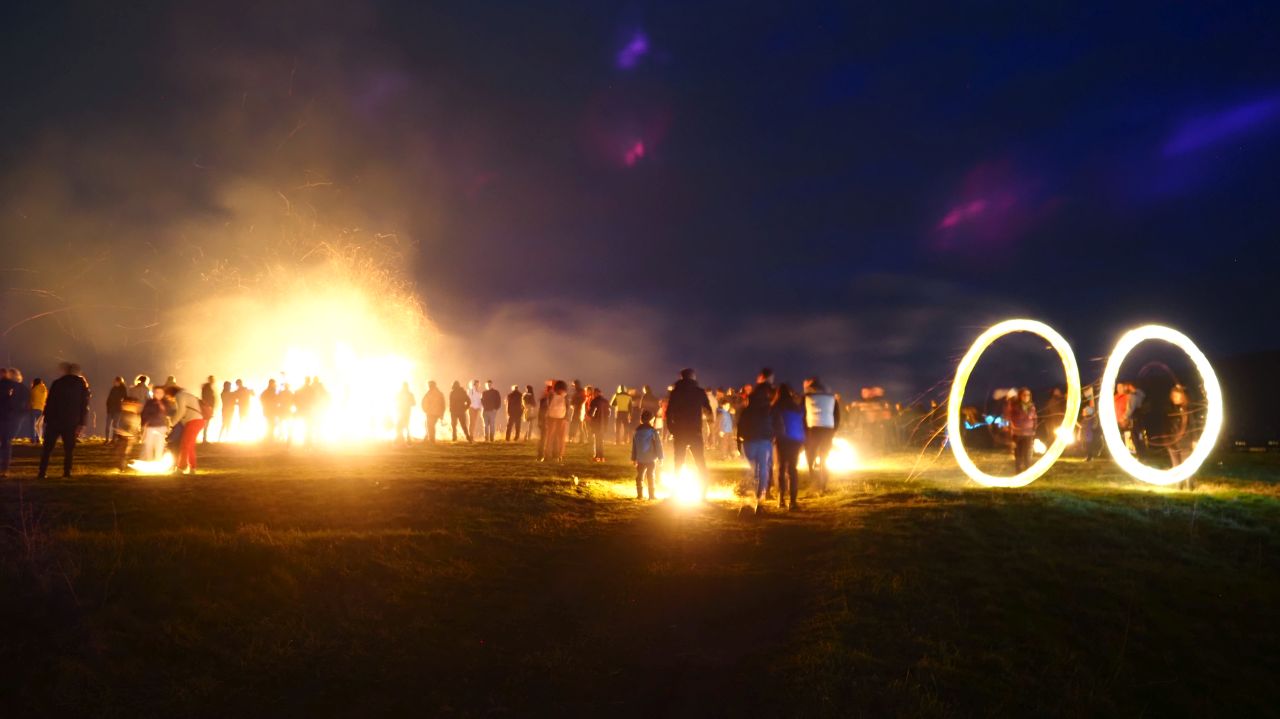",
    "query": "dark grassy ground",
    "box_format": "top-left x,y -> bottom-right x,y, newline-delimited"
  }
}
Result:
1,438 -> 1277,717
